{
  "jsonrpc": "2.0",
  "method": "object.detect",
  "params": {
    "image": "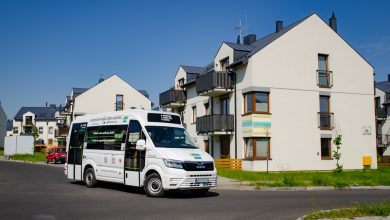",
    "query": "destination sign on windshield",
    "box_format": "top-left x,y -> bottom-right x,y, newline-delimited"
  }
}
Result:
147,113 -> 181,124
